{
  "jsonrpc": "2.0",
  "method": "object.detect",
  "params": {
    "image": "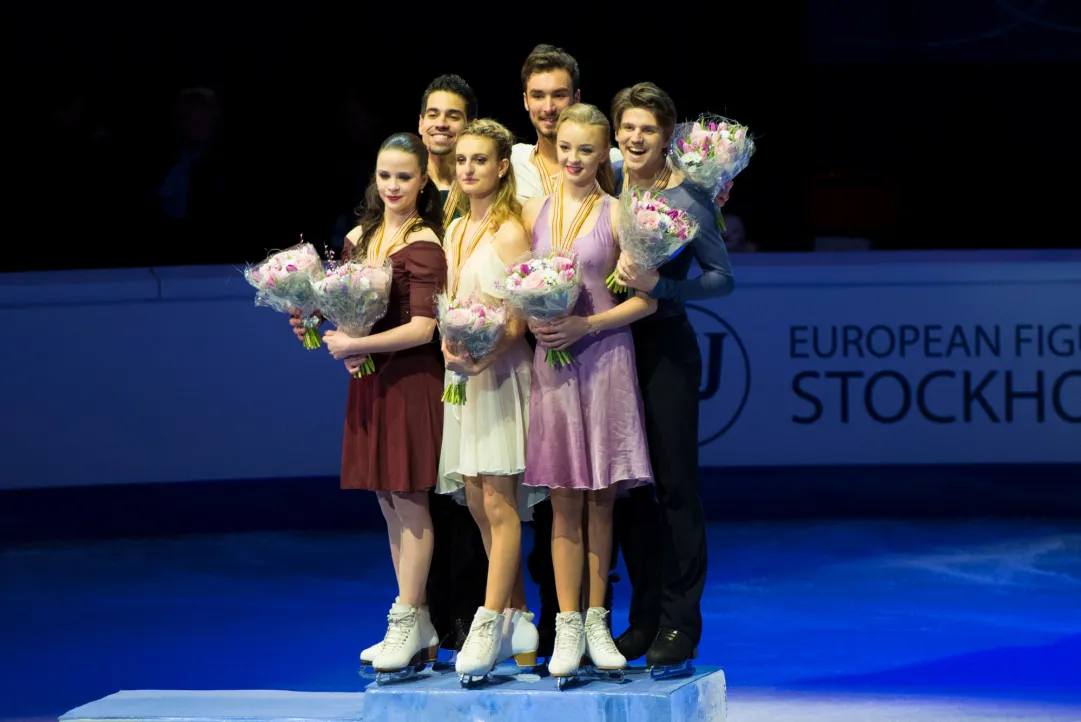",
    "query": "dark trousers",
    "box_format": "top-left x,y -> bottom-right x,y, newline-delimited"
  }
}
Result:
614,314 -> 708,643
426,490 -> 488,648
